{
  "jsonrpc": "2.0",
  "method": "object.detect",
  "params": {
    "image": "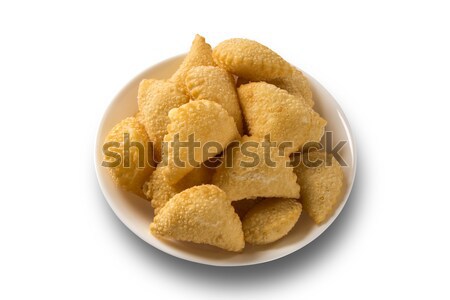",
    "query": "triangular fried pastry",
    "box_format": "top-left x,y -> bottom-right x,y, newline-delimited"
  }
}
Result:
238,82 -> 326,155
186,66 -> 244,134
163,100 -> 239,184
170,34 -> 215,86
143,163 -> 214,215
150,185 -> 245,252
243,198 -> 302,245
213,38 -> 292,81
293,151 -> 344,224
212,136 -> 300,201
137,79 -> 189,162
103,117 -> 154,197
268,68 -> 314,107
